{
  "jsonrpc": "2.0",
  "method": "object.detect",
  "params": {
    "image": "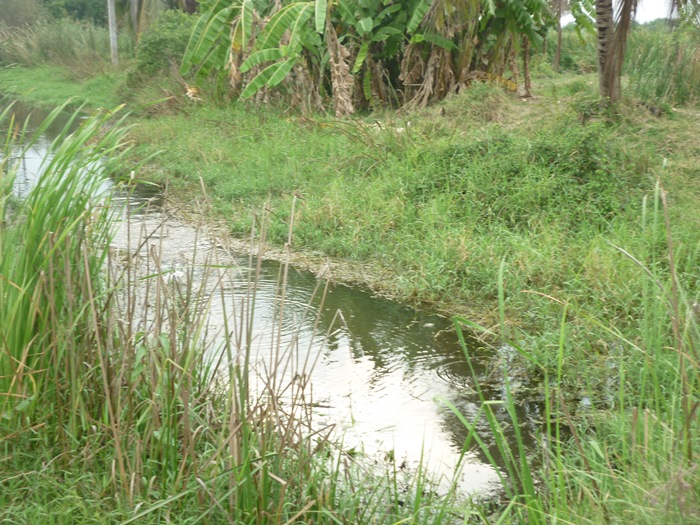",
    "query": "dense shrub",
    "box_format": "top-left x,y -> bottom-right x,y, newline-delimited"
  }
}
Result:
127,10 -> 196,85
406,122 -> 647,232
41,0 -> 107,25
